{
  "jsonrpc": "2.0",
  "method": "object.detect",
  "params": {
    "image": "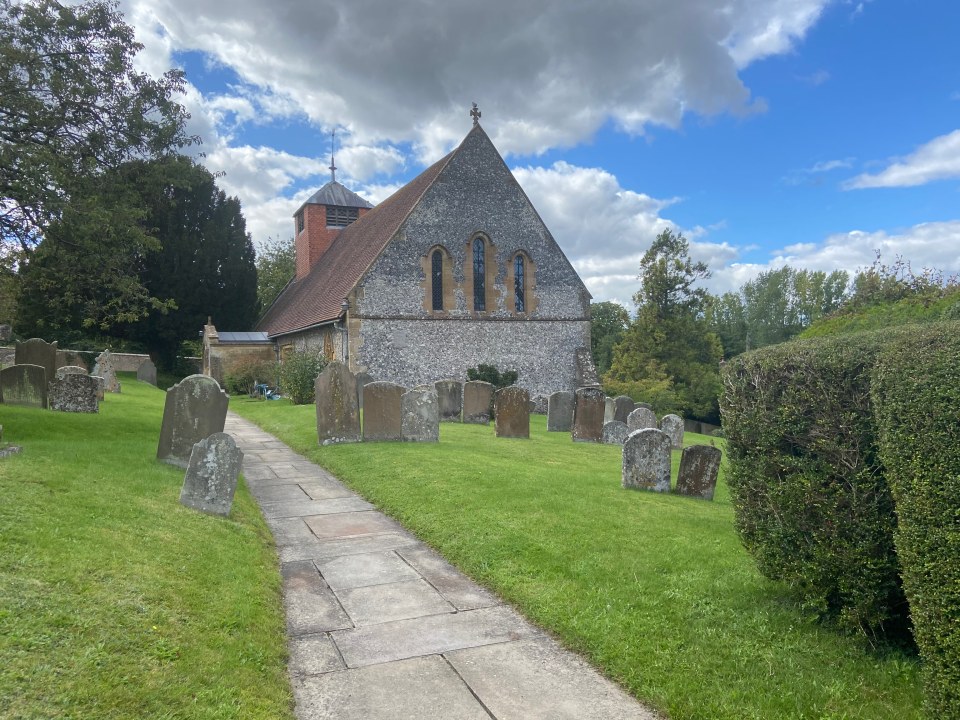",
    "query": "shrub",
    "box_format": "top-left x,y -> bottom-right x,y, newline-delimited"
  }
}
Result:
719,329 -> 909,643
466,363 -> 517,388
873,321 -> 960,716
223,358 -> 278,397
279,350 -> 327,405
